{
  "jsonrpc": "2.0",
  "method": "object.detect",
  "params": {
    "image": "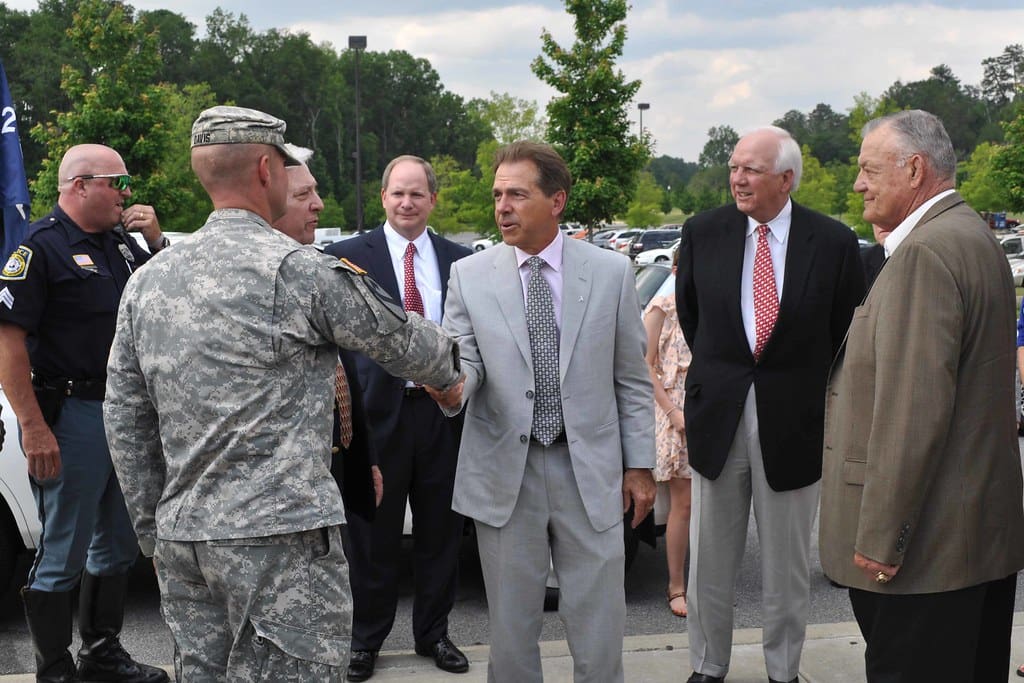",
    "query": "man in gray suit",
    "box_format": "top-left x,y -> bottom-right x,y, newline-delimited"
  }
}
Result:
430,141 -> 655,682
820,109 -> 1024,681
